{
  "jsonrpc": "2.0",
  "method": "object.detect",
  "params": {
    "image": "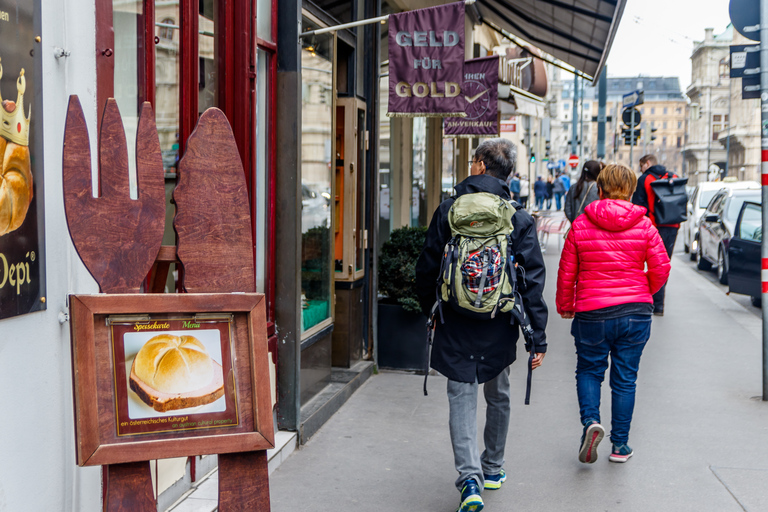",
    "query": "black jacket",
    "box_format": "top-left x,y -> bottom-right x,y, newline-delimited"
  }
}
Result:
414,174 -> 548,383
632,164 -> 678,227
